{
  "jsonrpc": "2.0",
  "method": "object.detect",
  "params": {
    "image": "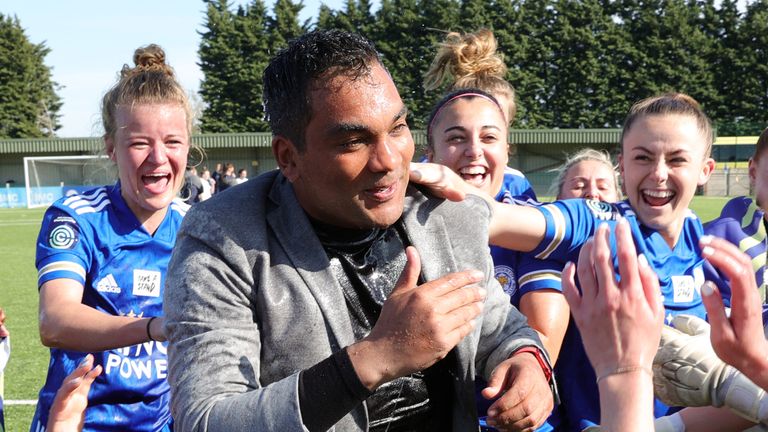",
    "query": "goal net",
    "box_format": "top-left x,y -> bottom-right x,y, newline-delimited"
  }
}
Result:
24,155 -> 114,208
